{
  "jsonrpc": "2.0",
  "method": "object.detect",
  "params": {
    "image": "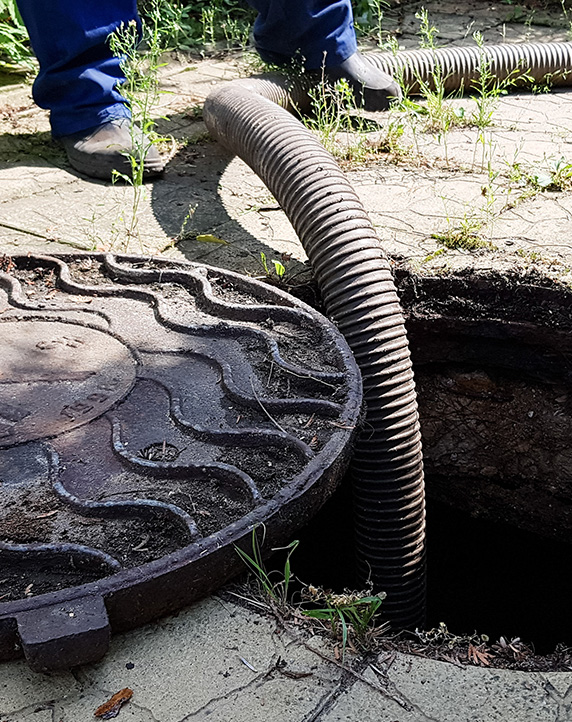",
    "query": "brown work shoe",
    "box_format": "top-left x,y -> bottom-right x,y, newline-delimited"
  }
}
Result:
60,119 -> 165,181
